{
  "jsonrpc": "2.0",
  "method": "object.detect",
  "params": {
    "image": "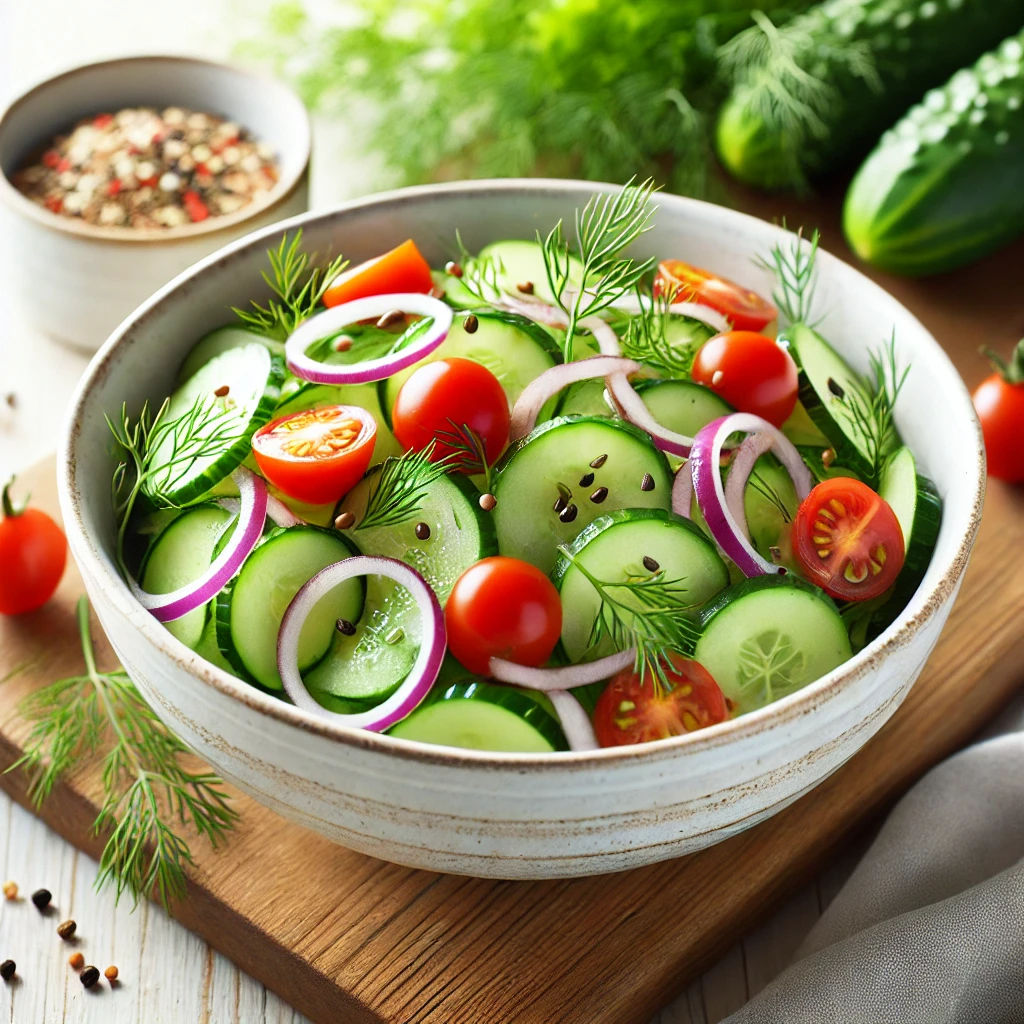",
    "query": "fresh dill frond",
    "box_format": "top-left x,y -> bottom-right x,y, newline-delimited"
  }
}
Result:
618,289 -> 698,377
232,230 -> 348,339
435,421 -> 494,492
746,468 -> 794,523
9,598 -> 238,908
758,226 -> 820,325
541,178 -> 659,359
559,547 -> 700,691
452,231 -> 504,307
357,445 -> 452,532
